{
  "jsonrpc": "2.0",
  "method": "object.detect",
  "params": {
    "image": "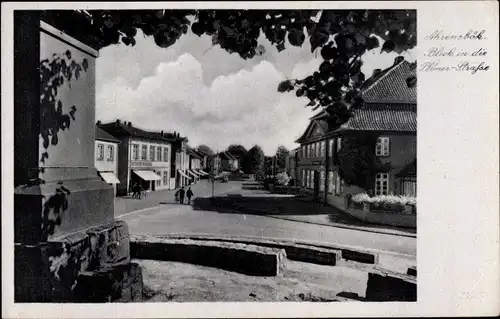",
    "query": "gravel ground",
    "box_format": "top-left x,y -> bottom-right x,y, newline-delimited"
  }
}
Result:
136,258 -> 368,302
